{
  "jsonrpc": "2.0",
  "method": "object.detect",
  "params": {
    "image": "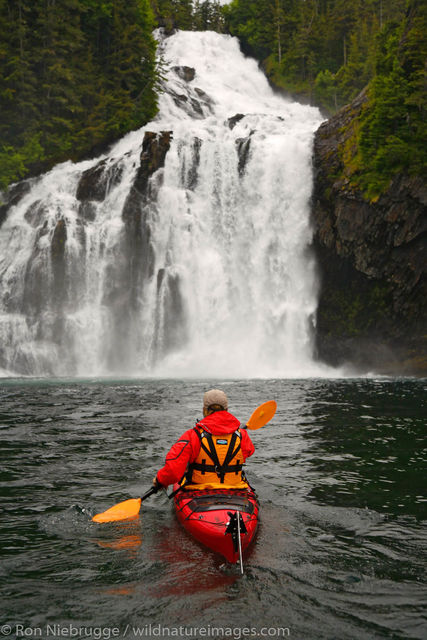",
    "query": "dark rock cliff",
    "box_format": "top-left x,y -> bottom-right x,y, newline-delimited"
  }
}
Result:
120,129 -> 173,299
312,92 -> 427,375
0,179 -> 33,228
